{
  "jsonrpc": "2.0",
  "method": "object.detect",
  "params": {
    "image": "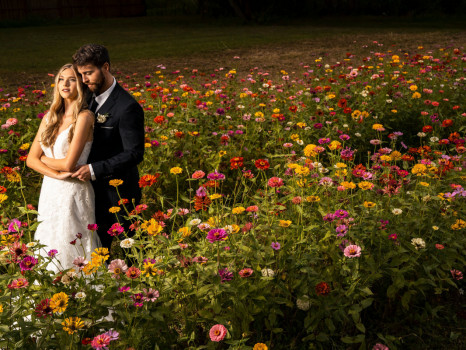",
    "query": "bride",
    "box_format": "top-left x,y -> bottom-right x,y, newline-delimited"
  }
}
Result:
27,63 -> 101,273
